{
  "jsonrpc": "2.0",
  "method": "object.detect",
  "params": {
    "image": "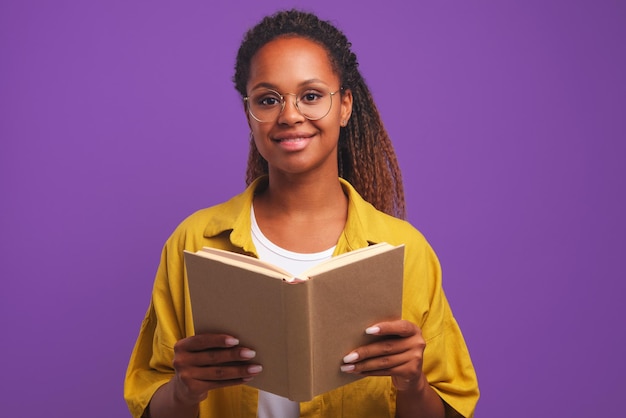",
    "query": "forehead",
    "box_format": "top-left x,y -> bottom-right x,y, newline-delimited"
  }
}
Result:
247,36 -> 340,92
